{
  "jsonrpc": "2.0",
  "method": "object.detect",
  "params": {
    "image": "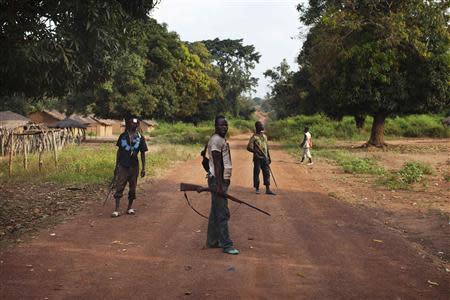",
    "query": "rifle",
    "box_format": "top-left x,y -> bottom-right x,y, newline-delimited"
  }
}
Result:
253,141 -> 279,188
103,167 -> 118,206
180,183 -> 271,217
